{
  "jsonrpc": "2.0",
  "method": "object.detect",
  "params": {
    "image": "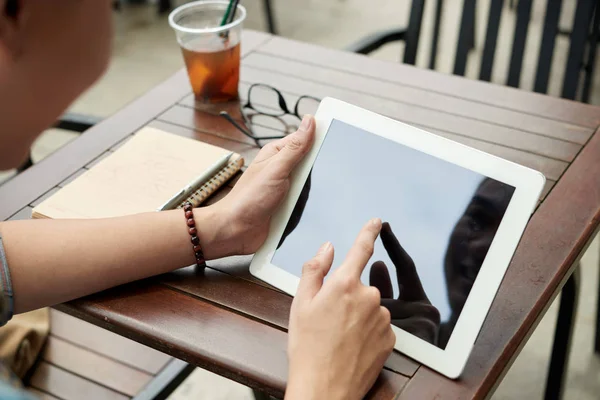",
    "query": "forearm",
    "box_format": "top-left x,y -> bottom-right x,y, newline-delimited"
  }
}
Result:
0,206 -> 232,313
